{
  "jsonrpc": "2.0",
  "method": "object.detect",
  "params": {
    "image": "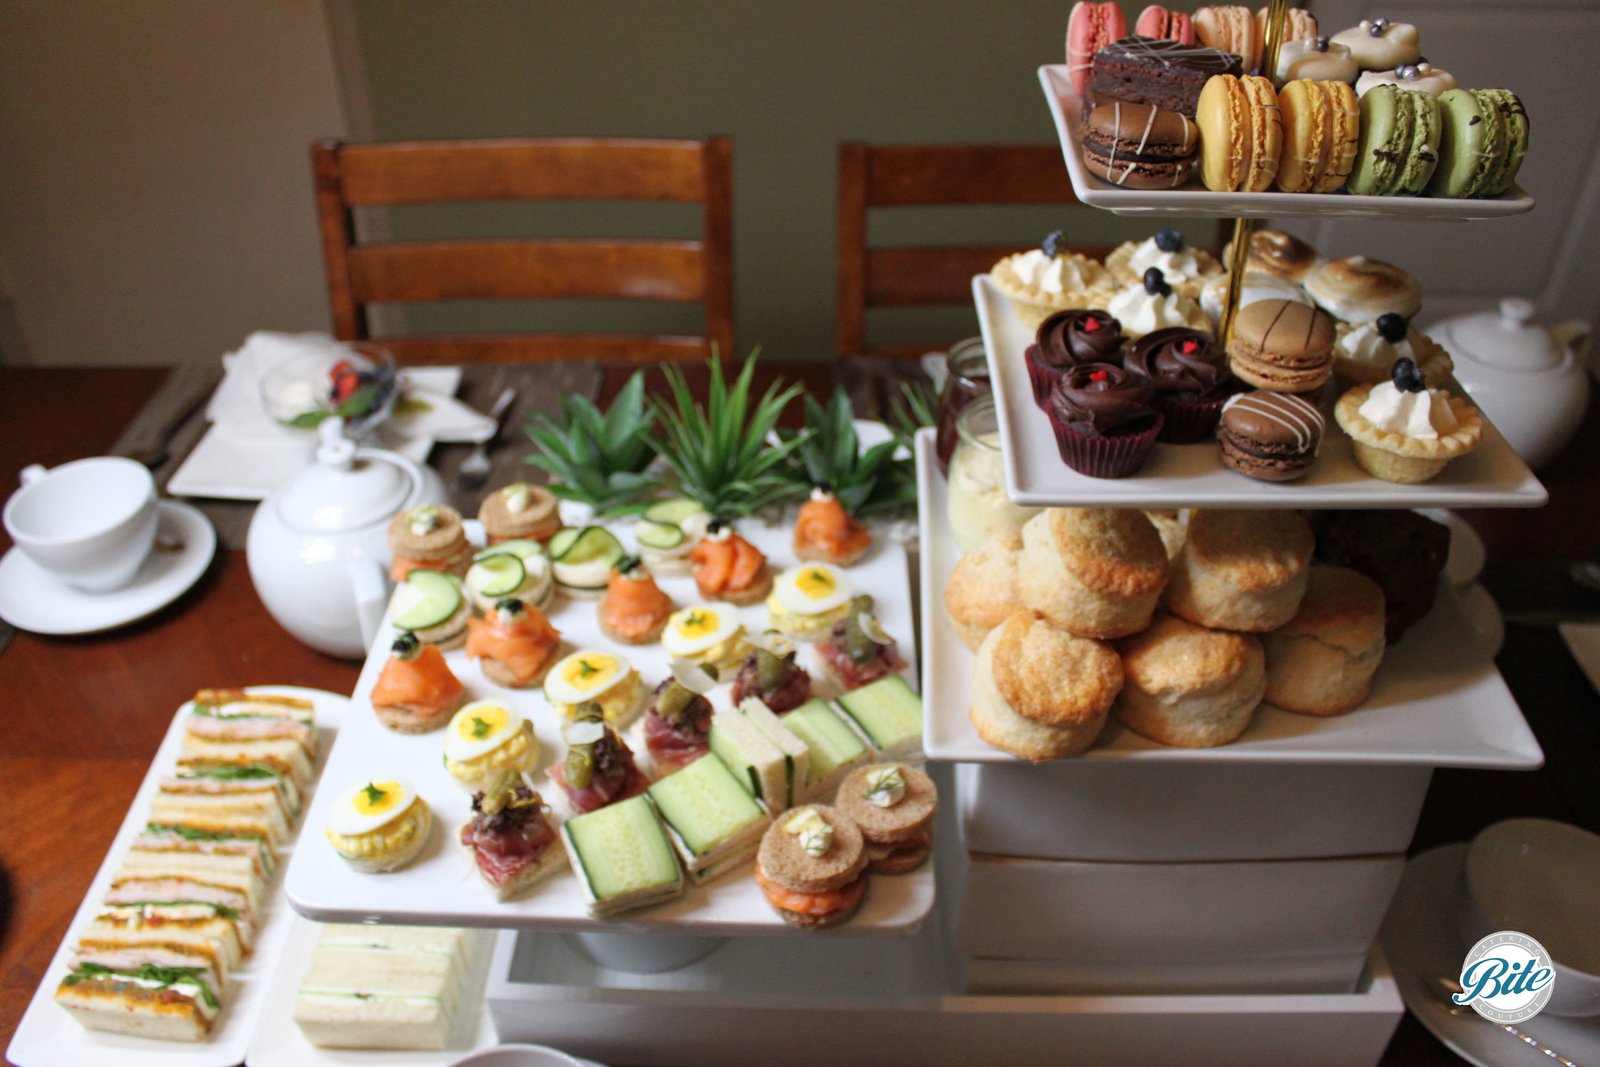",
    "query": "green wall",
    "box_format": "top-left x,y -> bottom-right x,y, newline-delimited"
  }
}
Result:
353,0 -> 1213,361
